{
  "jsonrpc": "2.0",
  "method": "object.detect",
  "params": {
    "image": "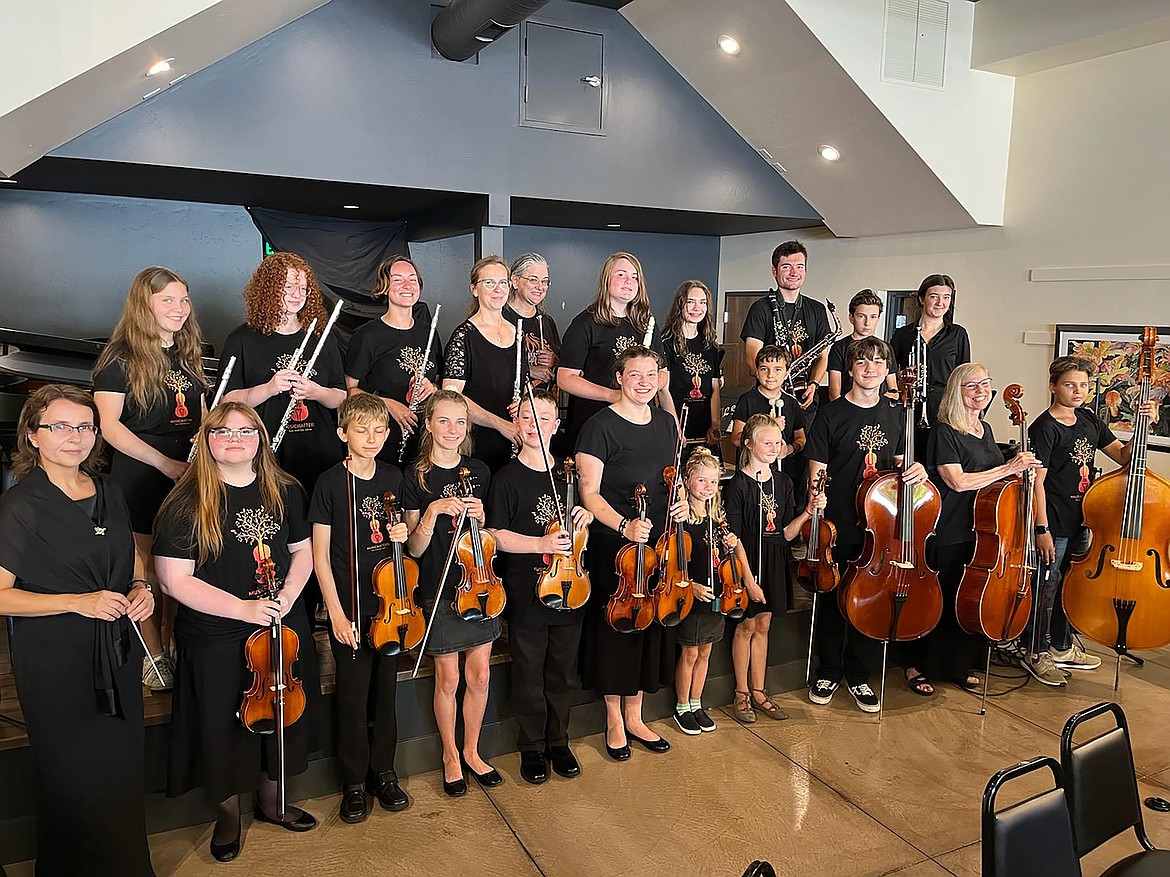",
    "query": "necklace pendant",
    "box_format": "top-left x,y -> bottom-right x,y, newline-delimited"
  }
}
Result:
94,526 -> 106,536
